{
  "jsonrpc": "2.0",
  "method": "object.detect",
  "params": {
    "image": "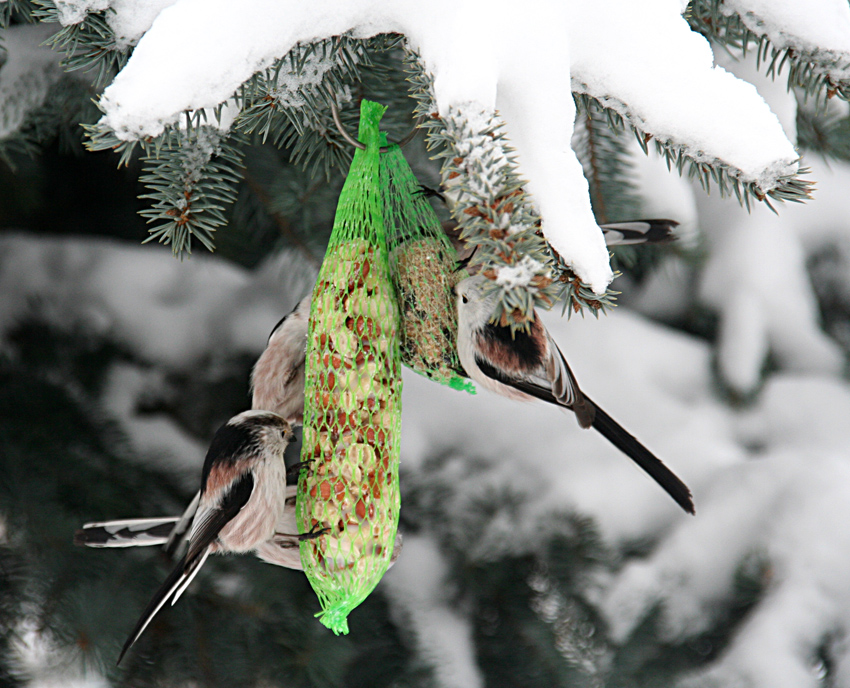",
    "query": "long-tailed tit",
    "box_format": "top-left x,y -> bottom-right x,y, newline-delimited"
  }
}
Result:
76,485 -> 403,571
107,409 -> 325,664
455,275 -> 694,515
250,295 -> 311,425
